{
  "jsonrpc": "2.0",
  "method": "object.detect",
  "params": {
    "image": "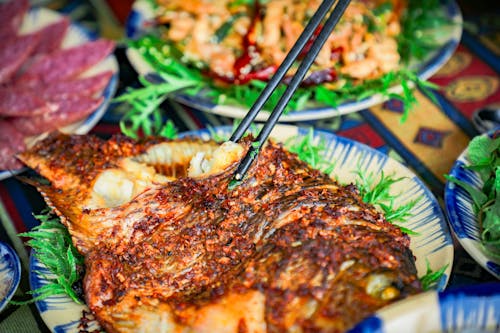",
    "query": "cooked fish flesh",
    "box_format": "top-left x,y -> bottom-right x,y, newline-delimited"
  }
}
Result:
18,133 -> 422,333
